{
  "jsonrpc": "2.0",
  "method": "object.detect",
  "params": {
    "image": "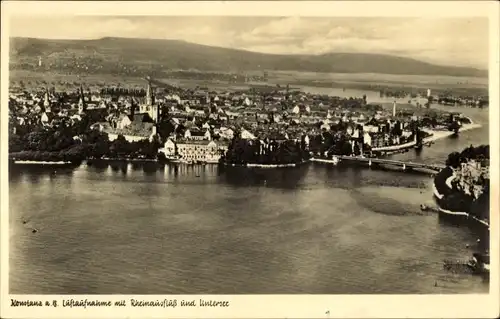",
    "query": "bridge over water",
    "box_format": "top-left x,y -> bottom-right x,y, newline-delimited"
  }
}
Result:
312,156 -> 446,173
